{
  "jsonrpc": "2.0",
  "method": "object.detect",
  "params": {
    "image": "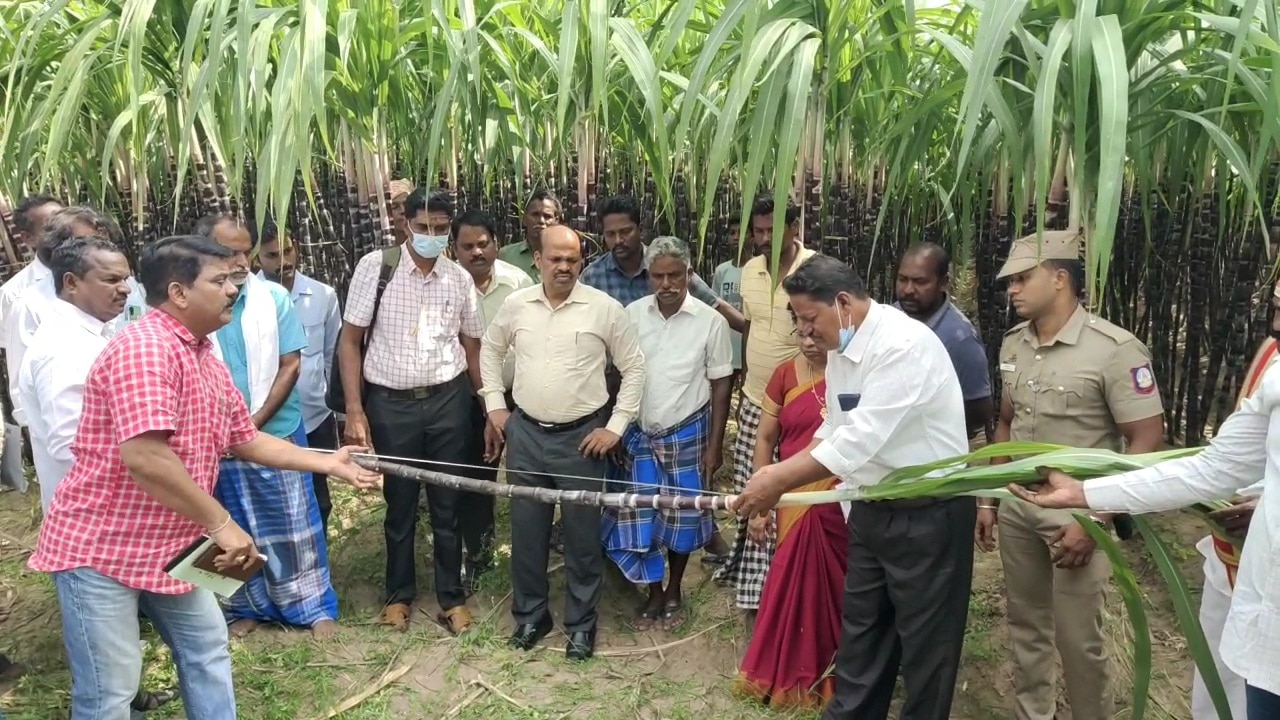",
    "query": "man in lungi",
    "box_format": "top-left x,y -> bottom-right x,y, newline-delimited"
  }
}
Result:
713,195 -> 816,620
601,237 -> 734,630
198,215 -> 339,640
